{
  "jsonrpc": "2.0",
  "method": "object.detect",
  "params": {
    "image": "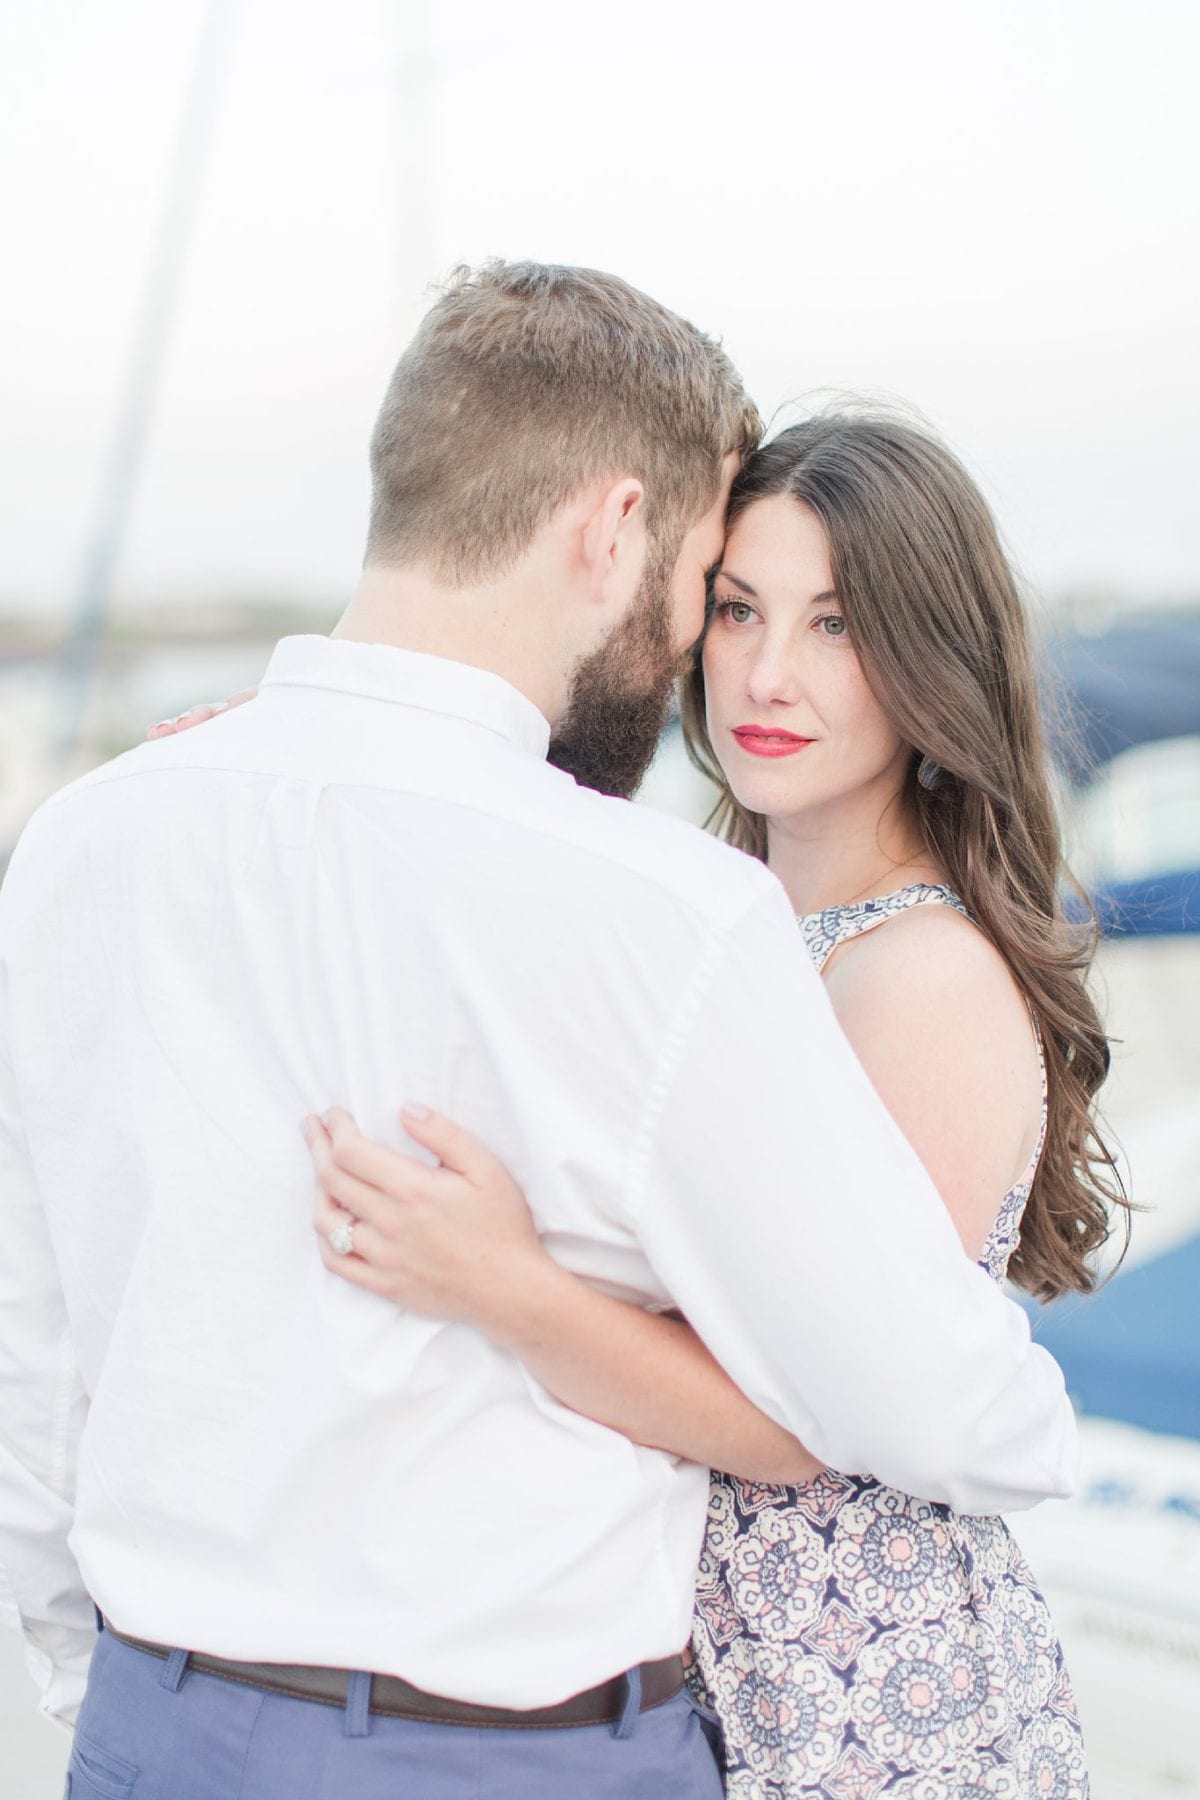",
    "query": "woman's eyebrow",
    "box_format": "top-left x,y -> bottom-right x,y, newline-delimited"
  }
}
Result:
715,568 -> 758,597
716,571 -> 840,607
